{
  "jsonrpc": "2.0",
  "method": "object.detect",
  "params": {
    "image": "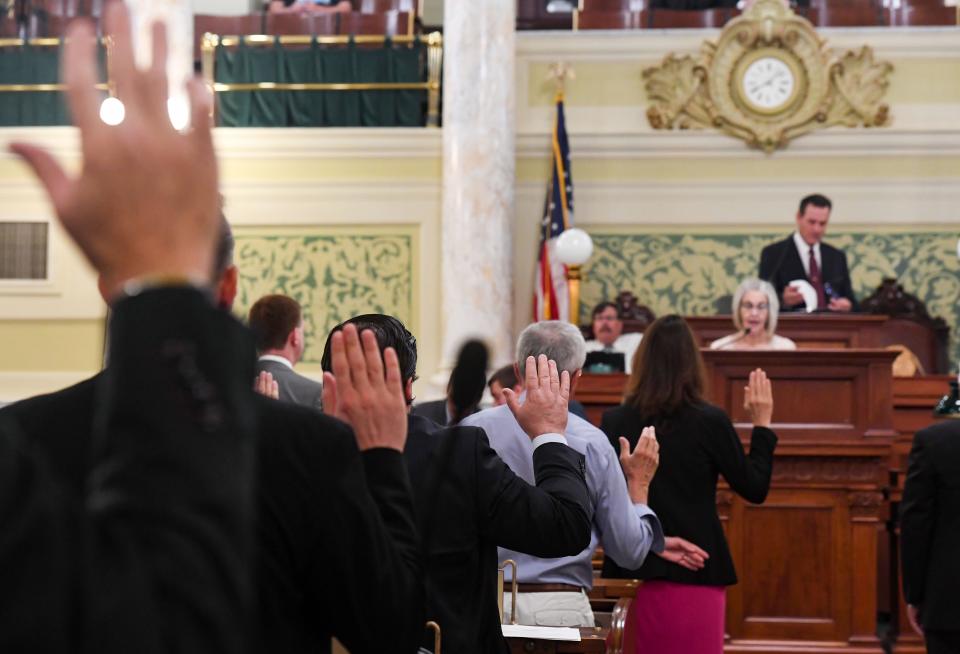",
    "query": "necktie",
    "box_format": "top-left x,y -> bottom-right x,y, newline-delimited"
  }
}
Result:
808,246 -> 826,310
